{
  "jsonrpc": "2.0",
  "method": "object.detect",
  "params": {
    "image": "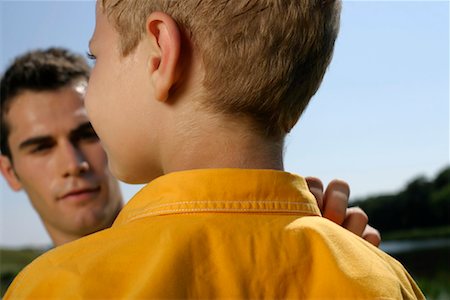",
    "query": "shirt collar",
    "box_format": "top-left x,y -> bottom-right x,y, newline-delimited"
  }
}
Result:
114,169 -> 321,226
